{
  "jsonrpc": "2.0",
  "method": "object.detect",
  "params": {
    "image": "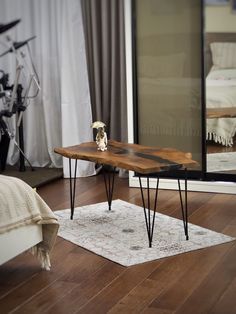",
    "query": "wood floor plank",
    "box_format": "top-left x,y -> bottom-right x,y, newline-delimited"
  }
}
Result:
189,193 -> 236,229
0,252 -> 42,294
142,308 -> 173,314
174,242 -> 236,314
147,242 -> 234,313
0,237 -> 65,297
145,217 -> 236,313
163,191 -> 215,220
110,240 -> 232,313
0,244 -> 103,313
13,280 -> 78,314
209,277 -> 236,314
0,174 -> 236,313
75,260 -> 162,314
45,262 -> 124,314
13,252 -> 111,314
107,250 -> 203,314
